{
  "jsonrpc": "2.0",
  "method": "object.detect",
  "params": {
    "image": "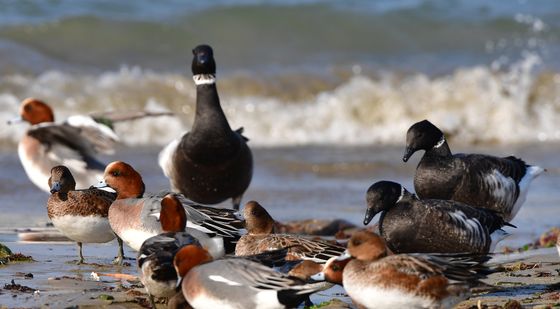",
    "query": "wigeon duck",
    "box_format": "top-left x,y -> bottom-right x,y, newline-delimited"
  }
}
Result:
310,256 -> 351,285
137,194 -> 207,308
9,98 -> 119,192
403,119 -> 544,221
235,201 -> 346,263
173,245 -> 329,309
158,44 -> 253,210
315,231 -> 490,309
96,161 -> 242,252
363,181 -> 511,254
47,165 -> 123,264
